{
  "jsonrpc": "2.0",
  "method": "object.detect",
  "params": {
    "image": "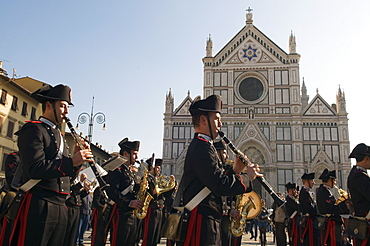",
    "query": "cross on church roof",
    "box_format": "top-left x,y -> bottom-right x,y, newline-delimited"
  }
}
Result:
246,7 -> 254,24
